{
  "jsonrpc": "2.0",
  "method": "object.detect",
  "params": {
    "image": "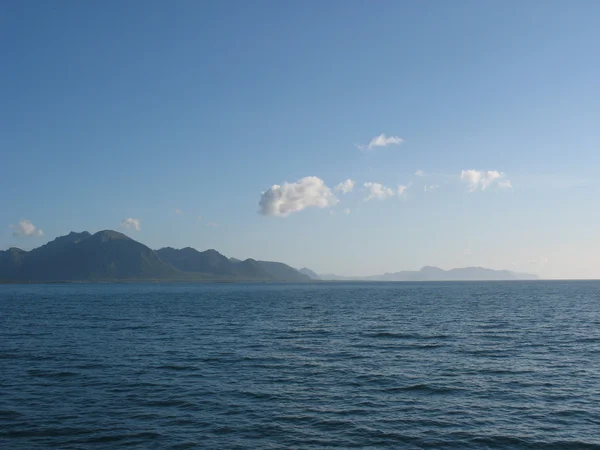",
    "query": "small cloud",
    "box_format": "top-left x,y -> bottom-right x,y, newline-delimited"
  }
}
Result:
460,169 -> 510,192
364,182 -> 394,201
343,208 -> 351,215
397,184 -> 410,196
358,133 -> 404,151
121,218 -> 141,231
464,248 -> 472,255
415,169 -> 425,177
259,176 -> 338,217
424,184 -> 438,192
498,180 -> 513,189
175,208 -> 183,215
10,219 -> 43,237
334,179 -> 355,194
